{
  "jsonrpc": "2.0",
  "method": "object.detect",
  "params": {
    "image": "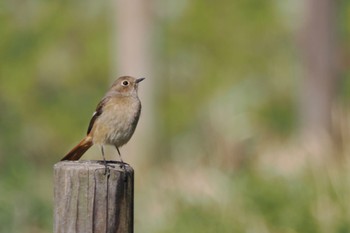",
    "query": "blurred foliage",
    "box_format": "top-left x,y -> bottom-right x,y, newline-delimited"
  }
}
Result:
1,0 -> 350,232
155,164 -> 350,233
157,0 -> 298,148
0,0 -> 110,232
